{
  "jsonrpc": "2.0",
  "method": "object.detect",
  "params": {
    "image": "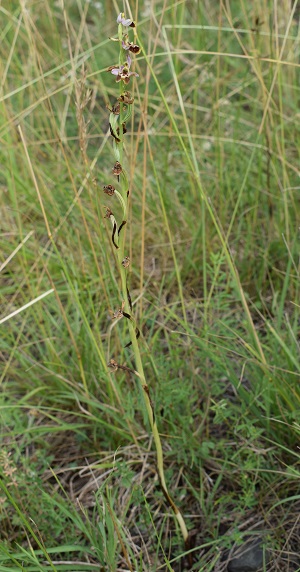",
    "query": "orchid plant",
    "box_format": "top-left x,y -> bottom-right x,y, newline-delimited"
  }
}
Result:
104,11 -> 189,549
